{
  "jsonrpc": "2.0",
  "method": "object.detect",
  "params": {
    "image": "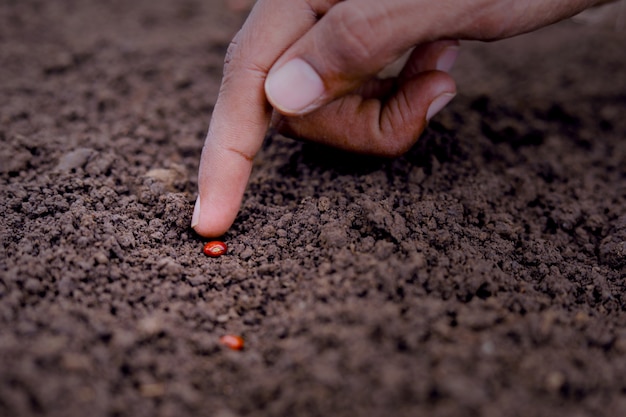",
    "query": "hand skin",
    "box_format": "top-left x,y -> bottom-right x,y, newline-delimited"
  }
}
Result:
192,0 -> 604,237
